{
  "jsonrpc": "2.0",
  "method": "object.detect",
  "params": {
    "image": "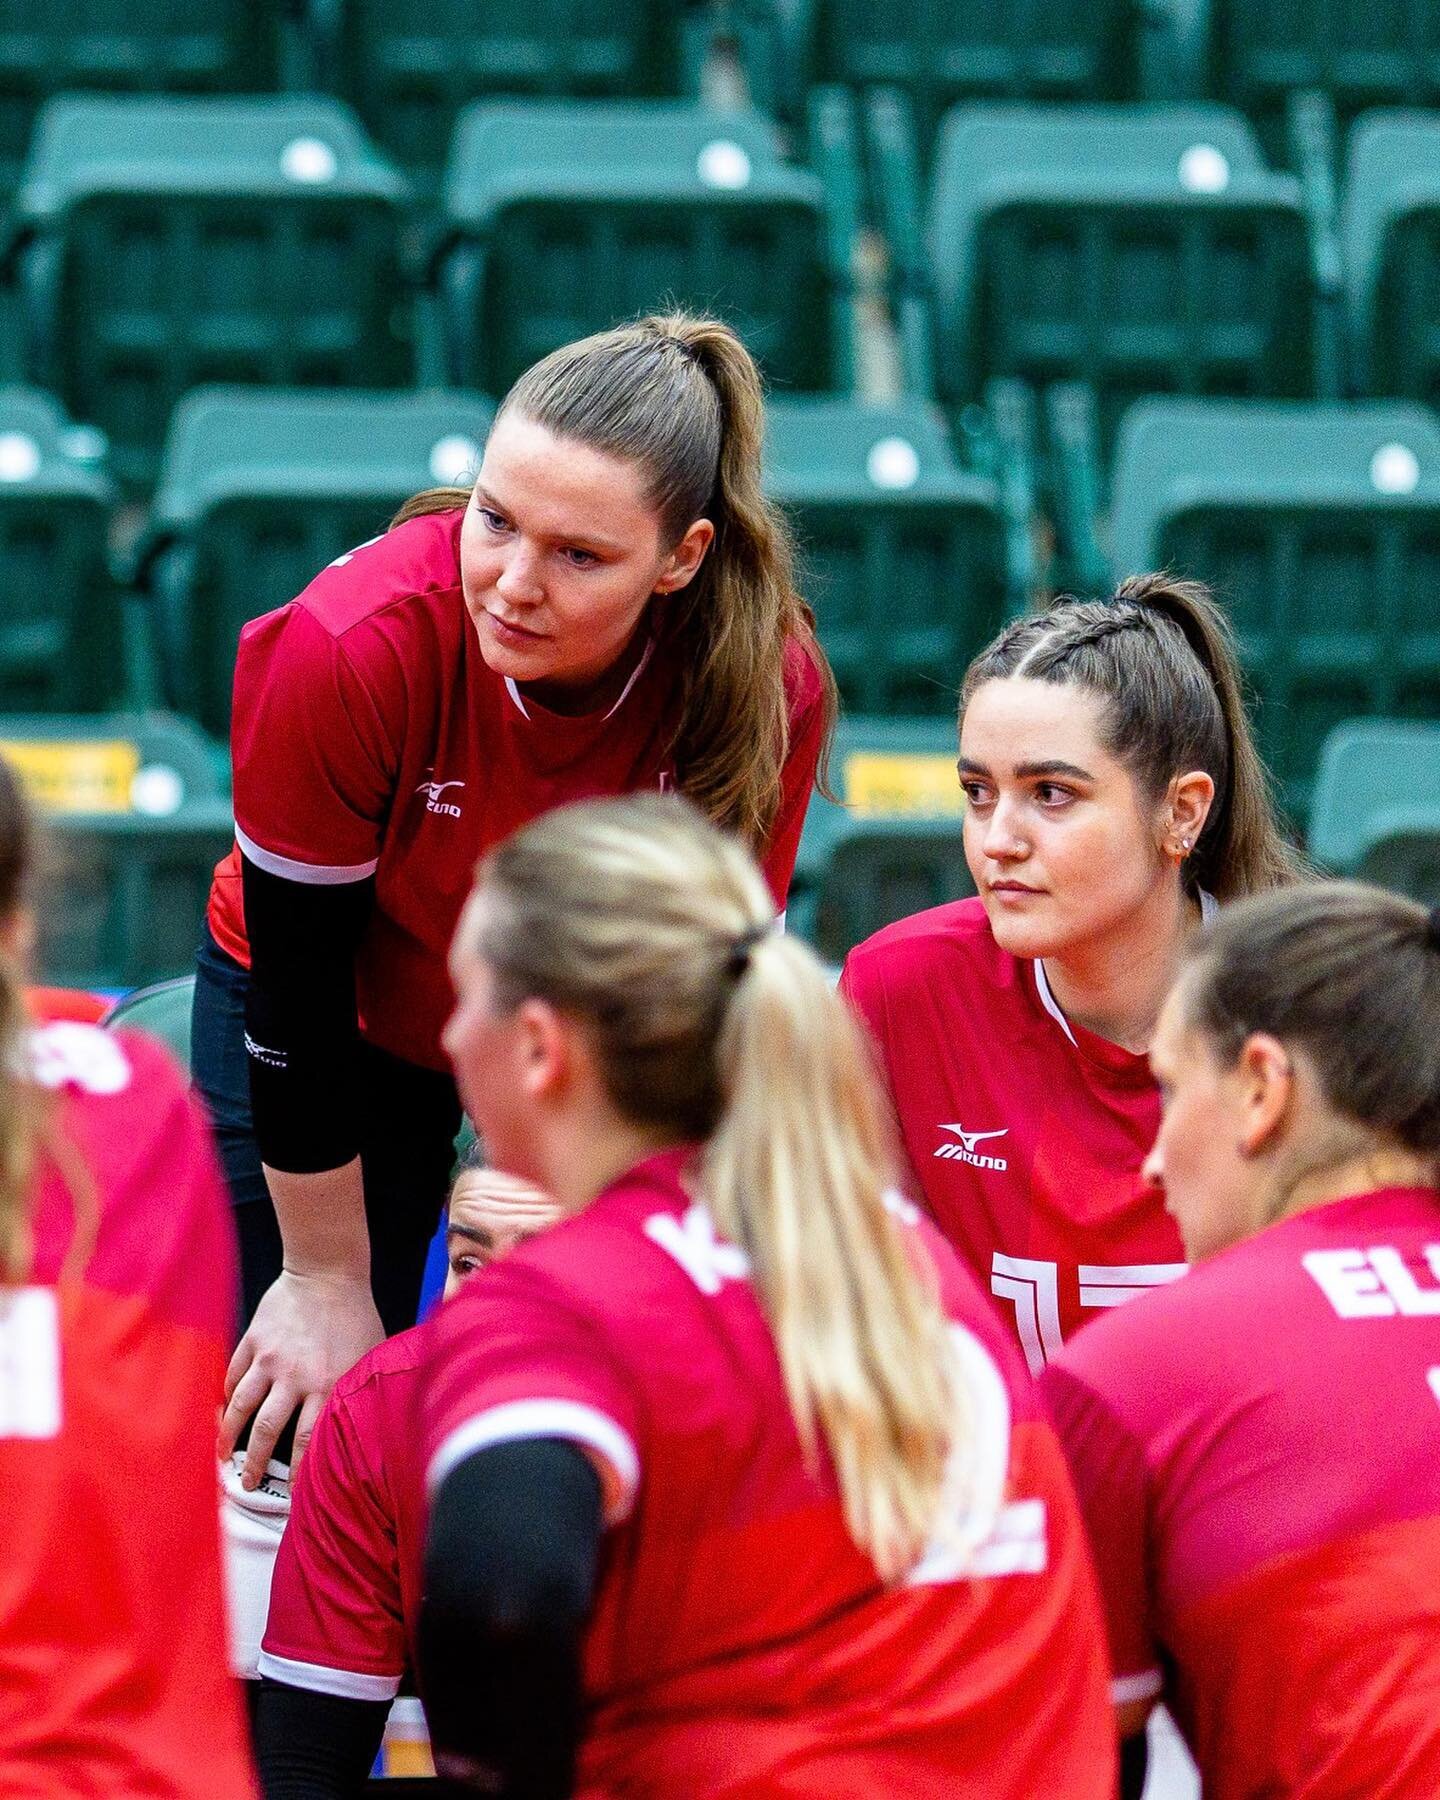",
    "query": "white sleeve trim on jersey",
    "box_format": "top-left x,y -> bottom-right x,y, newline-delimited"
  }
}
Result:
1031,957 -> 1079,1048
256,1649 -> 402,1703
235,823 -> 380,886
427,1398 -> 640,1527
1111,1668 -> 1164,1706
